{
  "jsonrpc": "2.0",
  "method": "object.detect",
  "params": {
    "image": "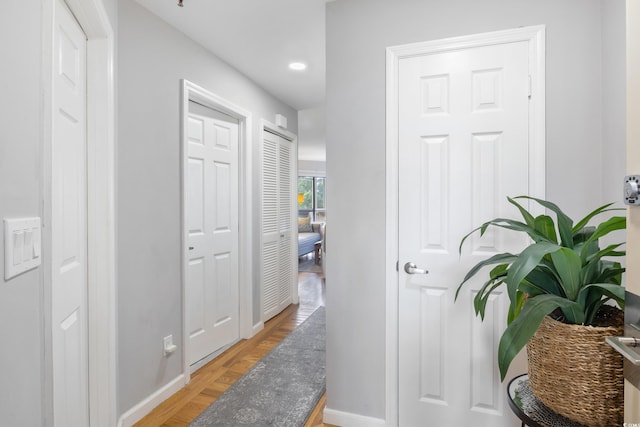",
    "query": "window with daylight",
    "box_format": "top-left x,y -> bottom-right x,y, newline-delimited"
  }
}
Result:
297,176 -> 326,222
